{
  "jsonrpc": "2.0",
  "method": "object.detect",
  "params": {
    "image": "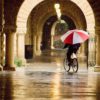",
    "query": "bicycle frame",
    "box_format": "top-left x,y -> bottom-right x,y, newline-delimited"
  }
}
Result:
63,53 -> 78,73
